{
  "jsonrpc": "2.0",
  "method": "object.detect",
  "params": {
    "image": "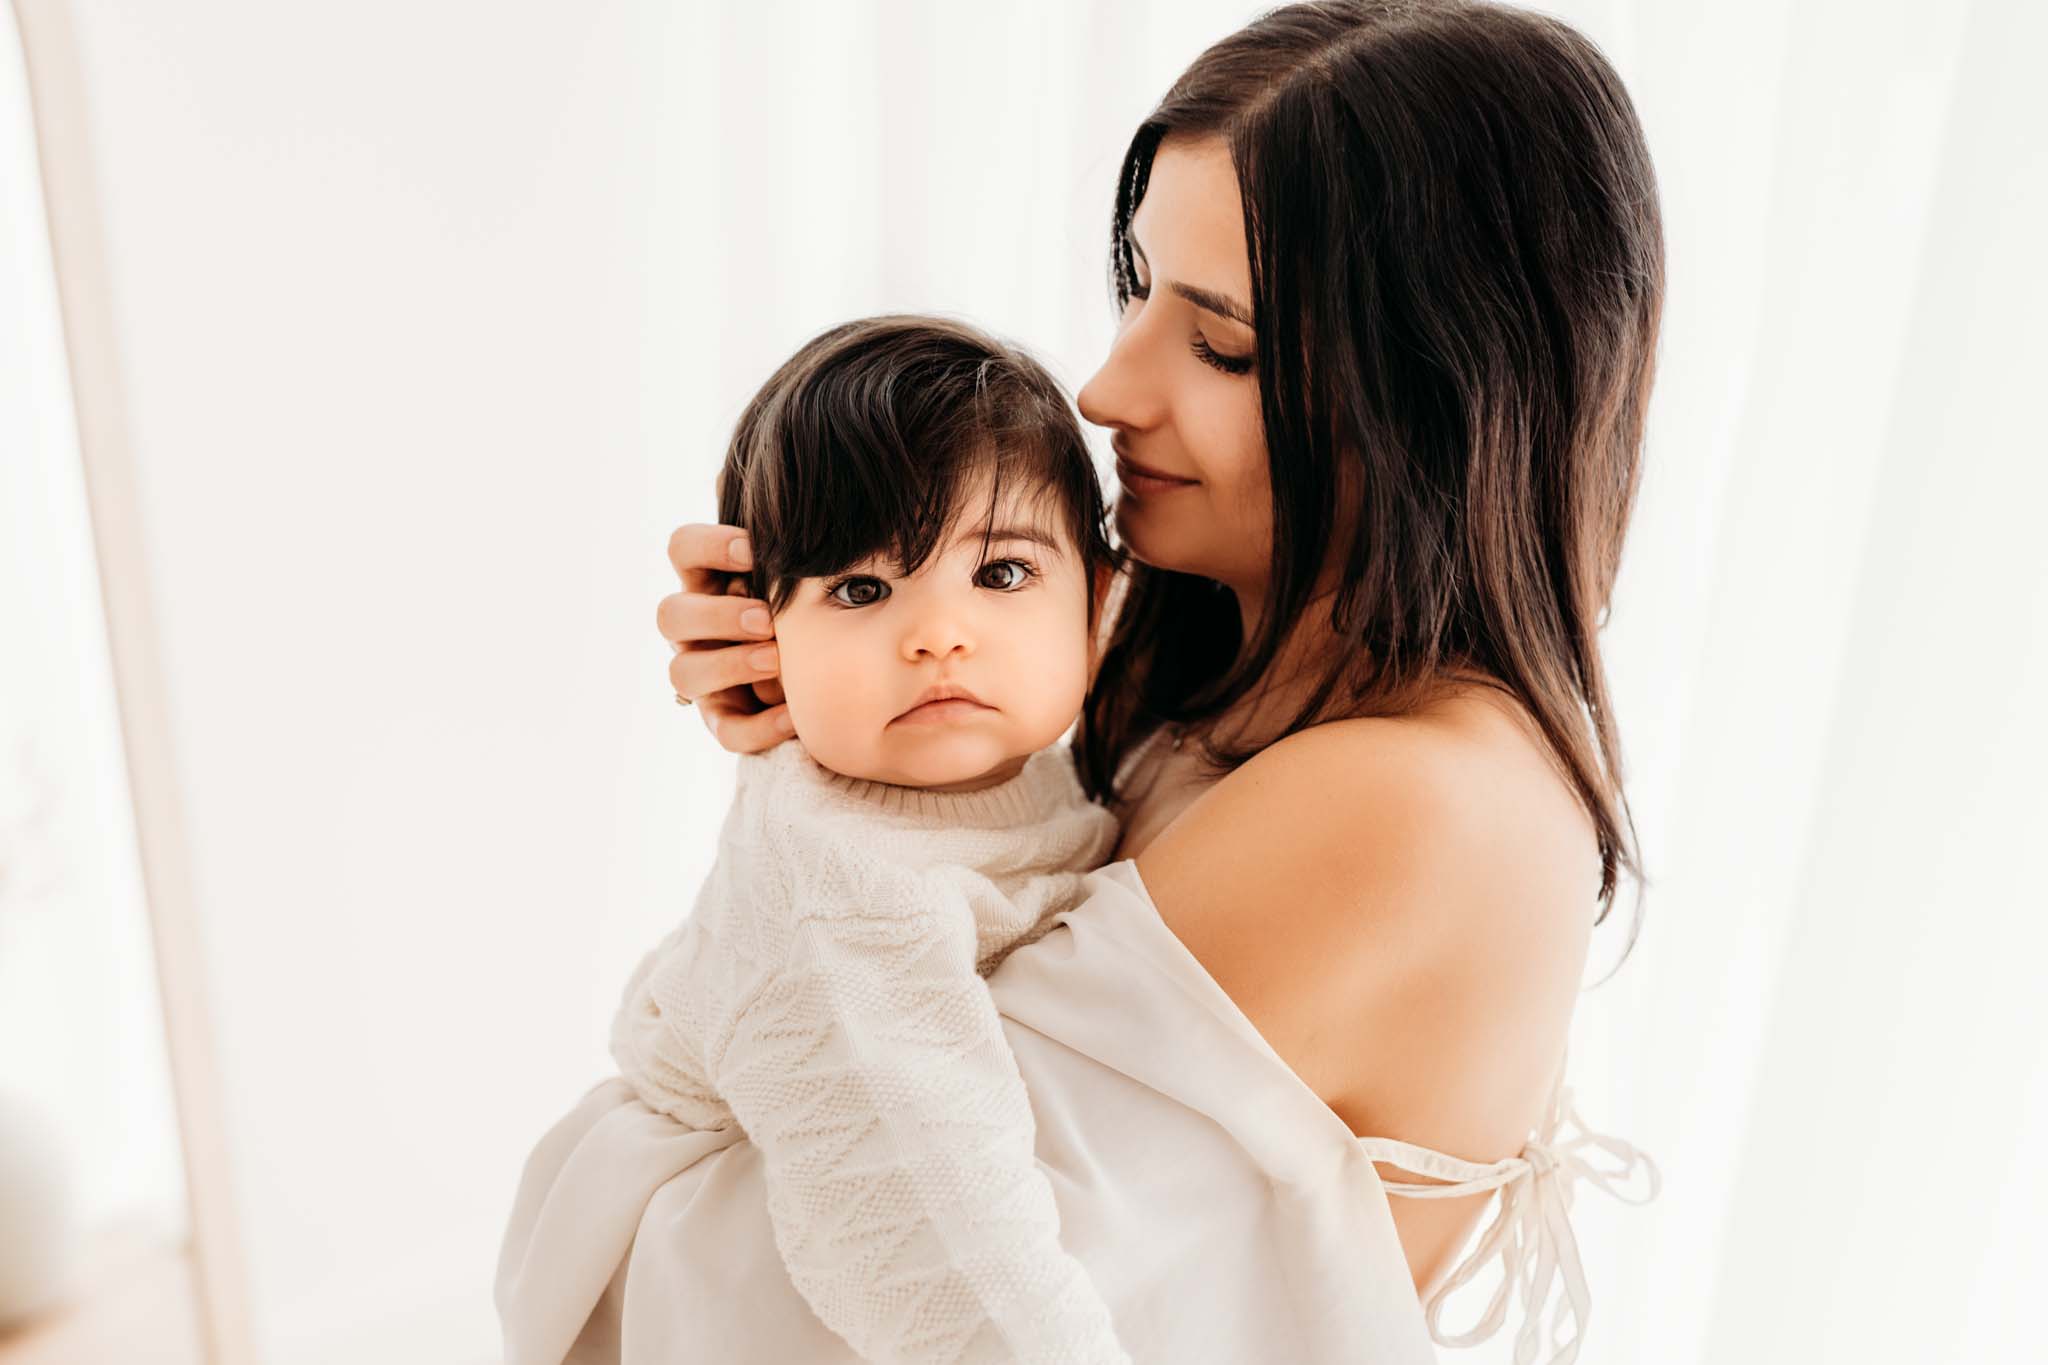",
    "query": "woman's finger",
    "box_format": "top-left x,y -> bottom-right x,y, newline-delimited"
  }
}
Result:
697,697 -> 793,755
655,589 -> 774,649
667,523 -> 754,595
669,639 -> 782,707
